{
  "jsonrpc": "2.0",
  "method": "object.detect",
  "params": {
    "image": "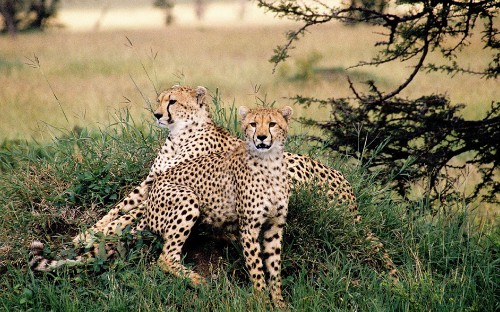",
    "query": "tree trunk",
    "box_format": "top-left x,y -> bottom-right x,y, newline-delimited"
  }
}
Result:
30,0 -> 48,30
0,0 -> 18,36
